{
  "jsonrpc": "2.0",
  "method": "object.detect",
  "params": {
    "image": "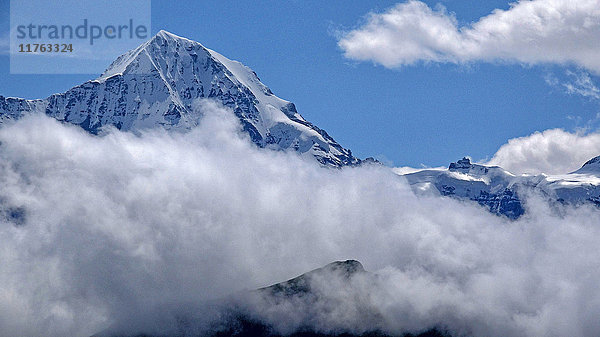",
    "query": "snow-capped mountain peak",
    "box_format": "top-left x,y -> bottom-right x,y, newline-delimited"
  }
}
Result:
0,30 -> 359,167
97,29 -> 313,136
573,155 -> 600,174
449,157 -> 489,176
